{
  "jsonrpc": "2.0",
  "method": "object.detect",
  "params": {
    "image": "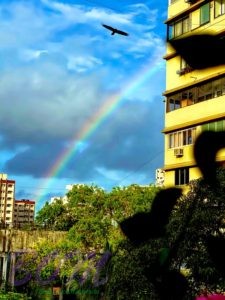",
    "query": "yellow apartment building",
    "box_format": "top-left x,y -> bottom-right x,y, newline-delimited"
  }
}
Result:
163,0 -> 225,187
